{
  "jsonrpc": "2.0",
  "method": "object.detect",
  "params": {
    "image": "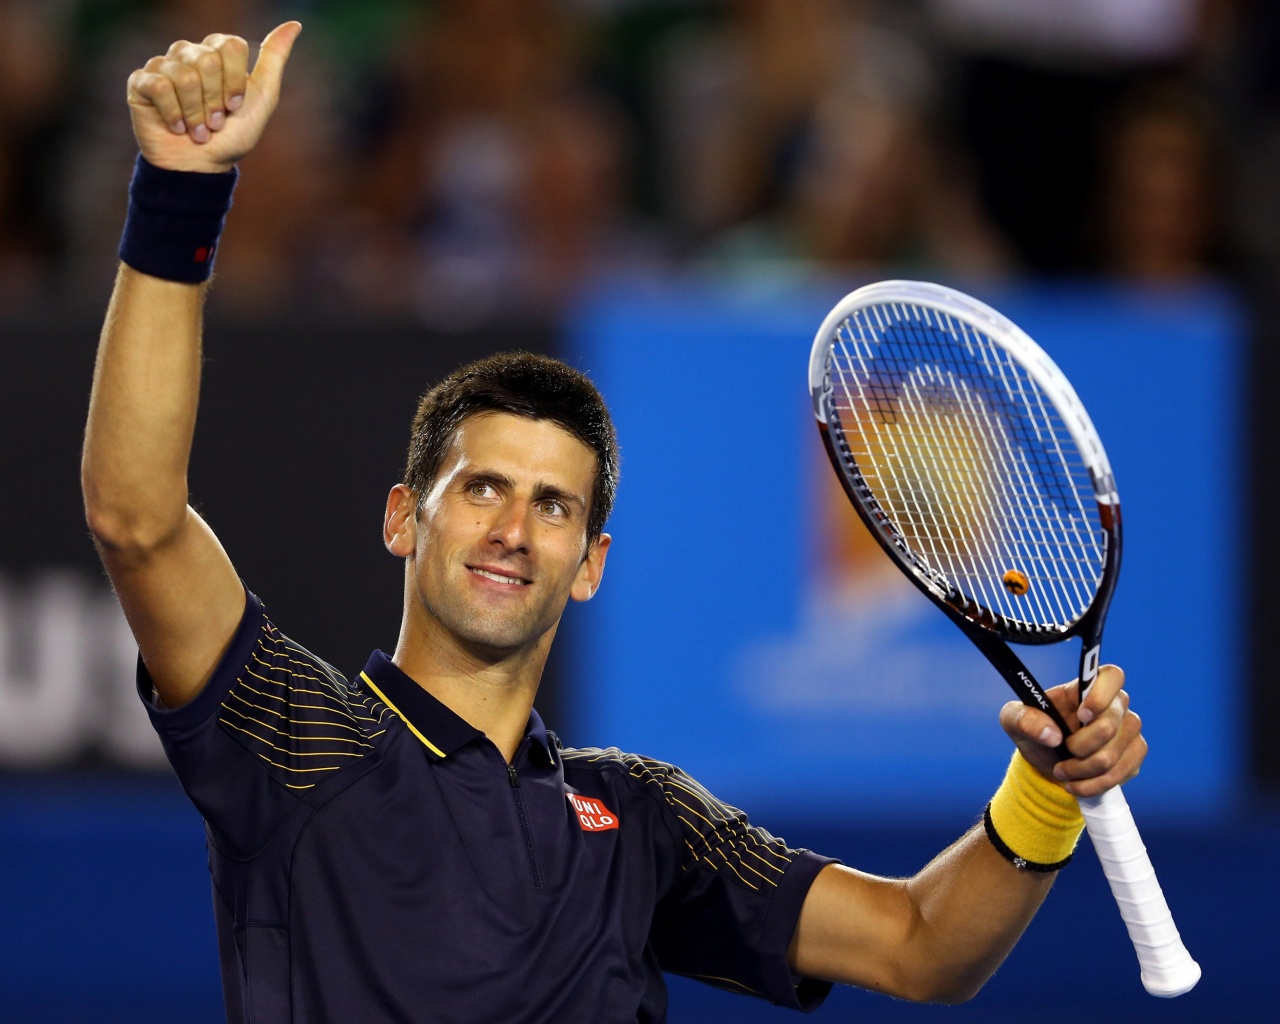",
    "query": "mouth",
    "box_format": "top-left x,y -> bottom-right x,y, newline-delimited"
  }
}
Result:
467,565 -> 531,586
